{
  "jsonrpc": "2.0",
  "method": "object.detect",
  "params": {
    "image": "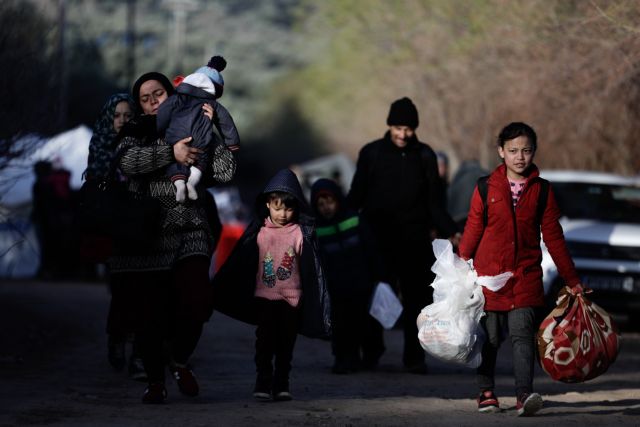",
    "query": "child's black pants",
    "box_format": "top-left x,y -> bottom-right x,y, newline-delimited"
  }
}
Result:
254,298 -> 299,386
